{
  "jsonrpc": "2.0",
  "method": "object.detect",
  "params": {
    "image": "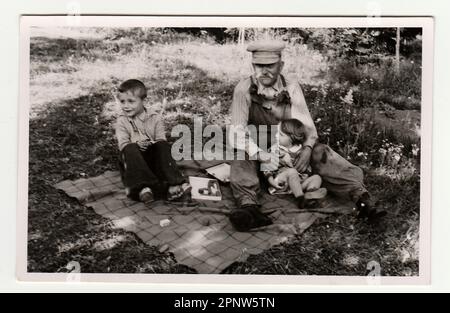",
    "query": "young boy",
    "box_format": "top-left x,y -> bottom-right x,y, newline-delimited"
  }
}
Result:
264,119 -> 327,209
114,79 -> 191,204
